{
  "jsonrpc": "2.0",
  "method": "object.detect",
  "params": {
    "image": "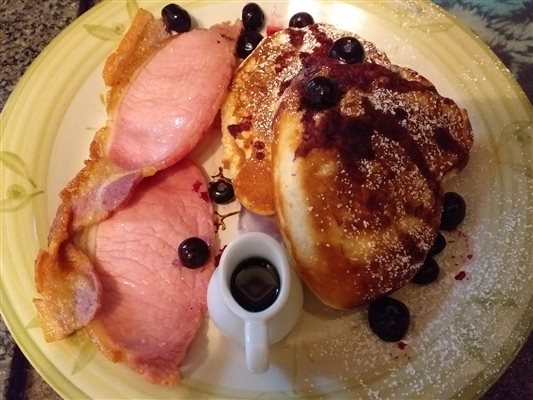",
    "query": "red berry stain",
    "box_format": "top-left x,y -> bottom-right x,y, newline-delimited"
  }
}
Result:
267,25 -> 283,36
467,254 -> 473,260
215,245 -> 227,267
397,341 -> 407,350
253,140 -> 265,150
192,180 -> 202,192
455,271 -> 467,281
192,180 -> 209,202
